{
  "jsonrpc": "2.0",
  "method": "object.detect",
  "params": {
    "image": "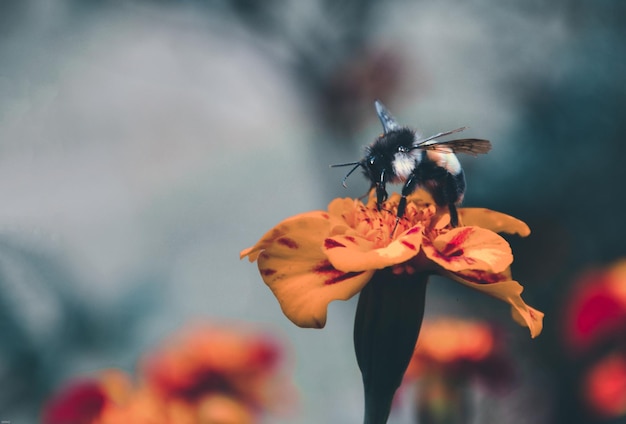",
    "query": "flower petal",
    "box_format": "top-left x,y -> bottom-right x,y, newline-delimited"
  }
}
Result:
445,272 -> 543,338
459,208 -> 531,237
424,227 -> 513,273
323,227 -> 423,272
257,250 -> 374,328
241,212 -> 372,328
240,213 -> 339,262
